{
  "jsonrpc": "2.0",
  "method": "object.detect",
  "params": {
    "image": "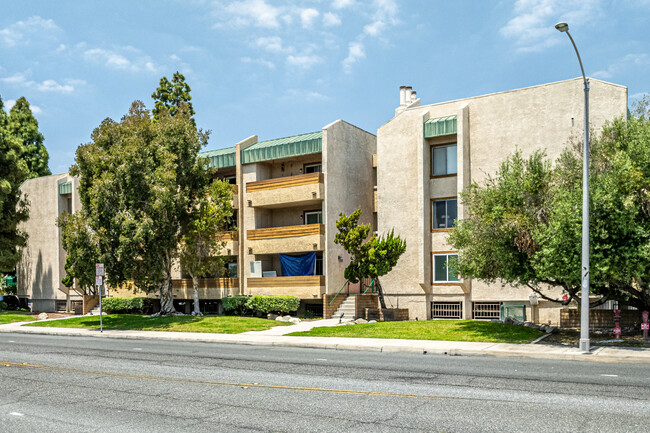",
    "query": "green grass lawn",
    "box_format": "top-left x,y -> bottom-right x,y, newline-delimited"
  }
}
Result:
0,311 -> 36,325
26,314 -> 290,334
288,320 -> 543,344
